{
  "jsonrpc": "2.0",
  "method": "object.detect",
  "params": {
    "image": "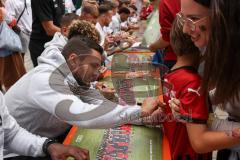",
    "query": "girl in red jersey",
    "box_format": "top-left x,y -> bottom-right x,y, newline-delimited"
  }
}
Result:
159,19 -> 240,160
169,0 -> 240,159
